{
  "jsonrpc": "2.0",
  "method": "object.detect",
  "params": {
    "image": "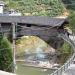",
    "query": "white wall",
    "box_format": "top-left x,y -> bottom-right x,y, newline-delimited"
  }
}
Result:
0,6 -> 3,14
